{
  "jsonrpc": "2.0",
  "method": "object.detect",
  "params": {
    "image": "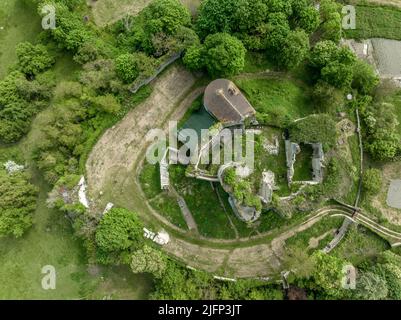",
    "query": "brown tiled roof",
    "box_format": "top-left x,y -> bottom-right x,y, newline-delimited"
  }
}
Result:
203,79 -> 256,125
